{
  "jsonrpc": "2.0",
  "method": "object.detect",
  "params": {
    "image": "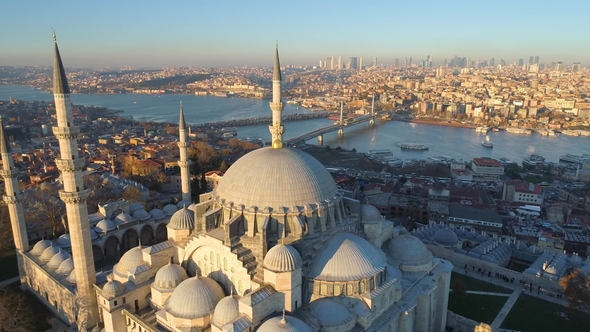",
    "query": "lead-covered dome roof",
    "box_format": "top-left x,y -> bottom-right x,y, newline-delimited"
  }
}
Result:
164,276 -> 225,319
168,206 -> 194,230
388,234 -> 432,267
310,298 -> 355,327
433,228 -> 459,246
212,295 -> 239,326
154,261 -> 188,290
258,315 -> 312,332
31,239 -> 52,255
214,147 -> 339,212
360,203 -> 382,224
114,245 -> 146,276
264,244 -> 302,272
307,232 -> 386,282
